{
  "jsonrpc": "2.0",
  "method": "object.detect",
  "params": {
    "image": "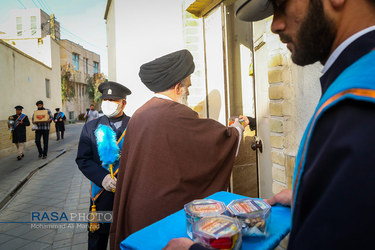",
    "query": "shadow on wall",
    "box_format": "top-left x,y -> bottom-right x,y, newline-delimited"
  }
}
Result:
192,89 -> 222,121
